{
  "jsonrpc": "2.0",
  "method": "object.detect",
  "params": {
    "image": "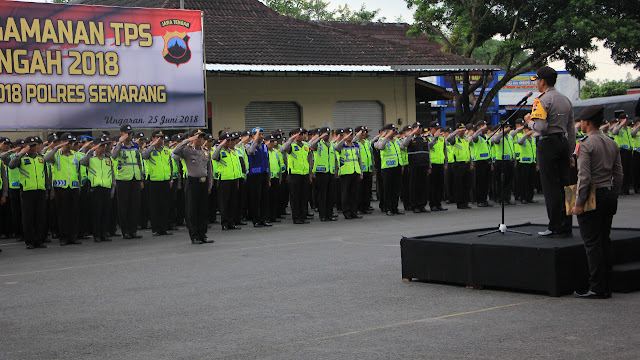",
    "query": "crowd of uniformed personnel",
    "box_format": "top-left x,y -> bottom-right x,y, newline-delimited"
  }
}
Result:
0,113 -> 639,249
